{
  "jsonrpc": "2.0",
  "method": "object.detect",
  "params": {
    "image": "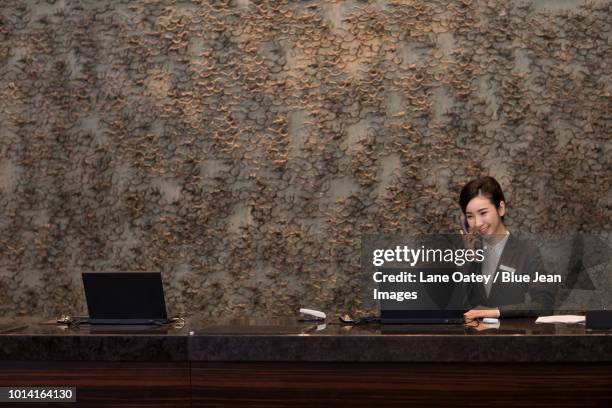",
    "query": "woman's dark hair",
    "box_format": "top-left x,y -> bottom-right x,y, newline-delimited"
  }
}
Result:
459,176 -> 506,219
